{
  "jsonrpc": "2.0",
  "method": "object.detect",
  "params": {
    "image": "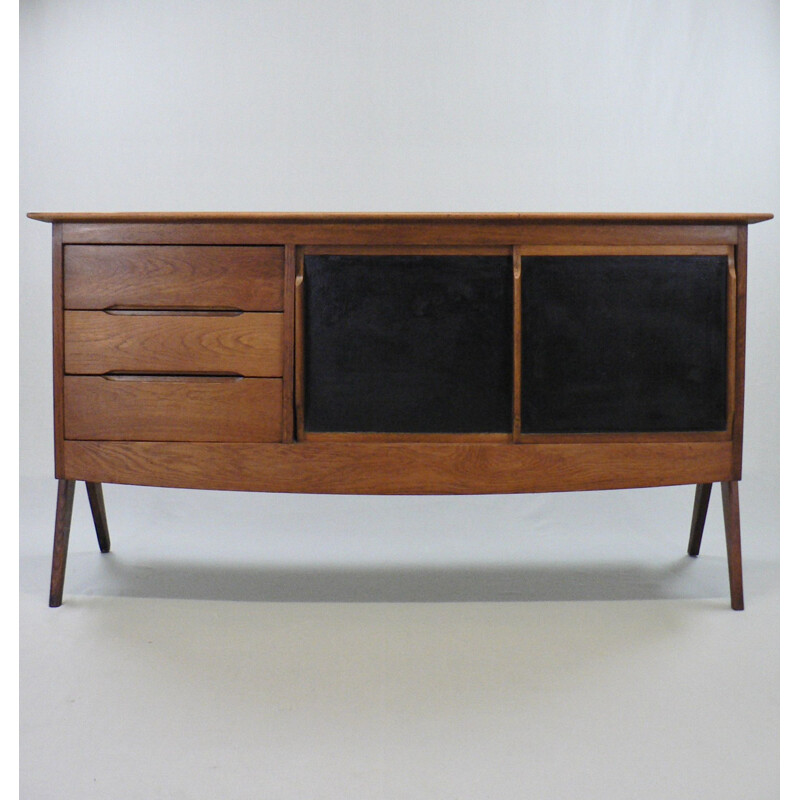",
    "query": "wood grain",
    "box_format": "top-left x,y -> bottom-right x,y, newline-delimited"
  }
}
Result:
64,376 -> 282,442
52,224 -> 65,476
86,482 -> 111,553
519,431 -> 731,444
64,311 -> 283,376
518,245 -> 732,256
29,212 -> 774,224
302,245 -> 513,256
64,245 -> 284,310
687,482 -> 713,556
282,246 -> 296,442
733,226 -> 748,478
302,433 -> 512,443
294,254 -> 305,441
49,478 -> 75,607
54,222 -> 744,247
721,480 -> 744,610
61,439 -> 736,495
512,247 -> 522,442
726,247 -> 737,433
